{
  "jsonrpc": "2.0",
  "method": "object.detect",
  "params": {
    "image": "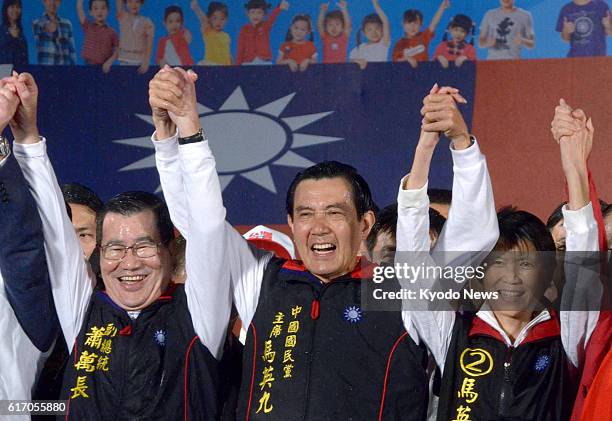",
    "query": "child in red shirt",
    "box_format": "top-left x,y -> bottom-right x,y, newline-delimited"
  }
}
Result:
433,14 -> 476,68
392,0 -> 449,68
155,5 -> 193,66
277,14 -> 317,72
316,0 -> 352,64
237,0 -> 289,65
